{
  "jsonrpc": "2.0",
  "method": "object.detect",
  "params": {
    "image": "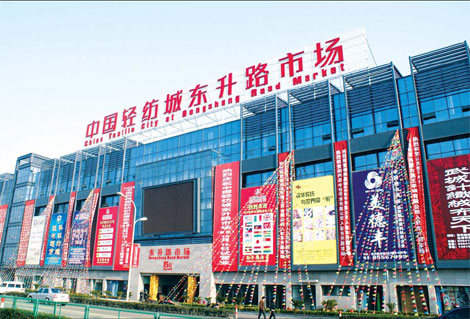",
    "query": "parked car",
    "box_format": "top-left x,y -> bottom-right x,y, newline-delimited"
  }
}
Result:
438,306 -> 470,318
27,288 -> 70,304
0,281 -> 25,294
